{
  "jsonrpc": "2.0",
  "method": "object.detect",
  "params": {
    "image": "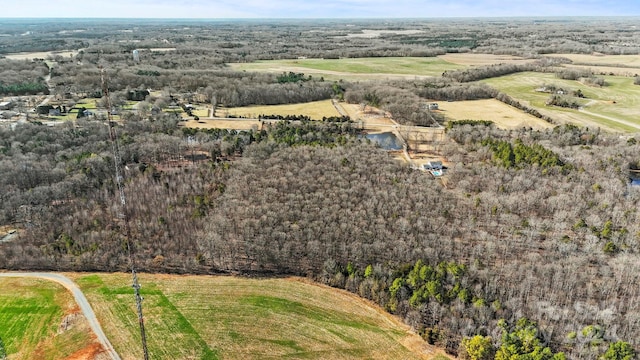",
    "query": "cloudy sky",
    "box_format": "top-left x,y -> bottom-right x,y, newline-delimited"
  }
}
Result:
3,0 -> 640,18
